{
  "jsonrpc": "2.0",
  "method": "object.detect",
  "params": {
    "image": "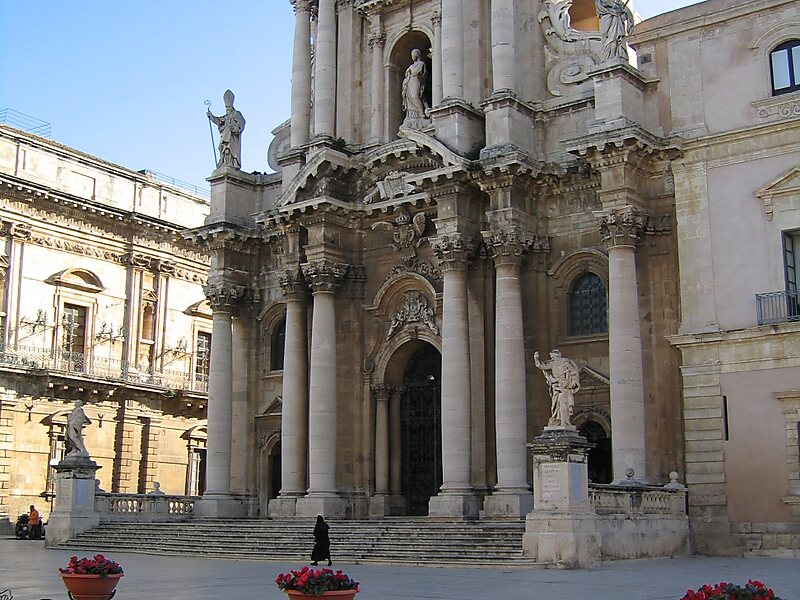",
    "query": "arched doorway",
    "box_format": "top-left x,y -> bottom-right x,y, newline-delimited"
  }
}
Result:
388,31 -> 433,138
579,421 -> 612,484
400,343 -> 442,515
